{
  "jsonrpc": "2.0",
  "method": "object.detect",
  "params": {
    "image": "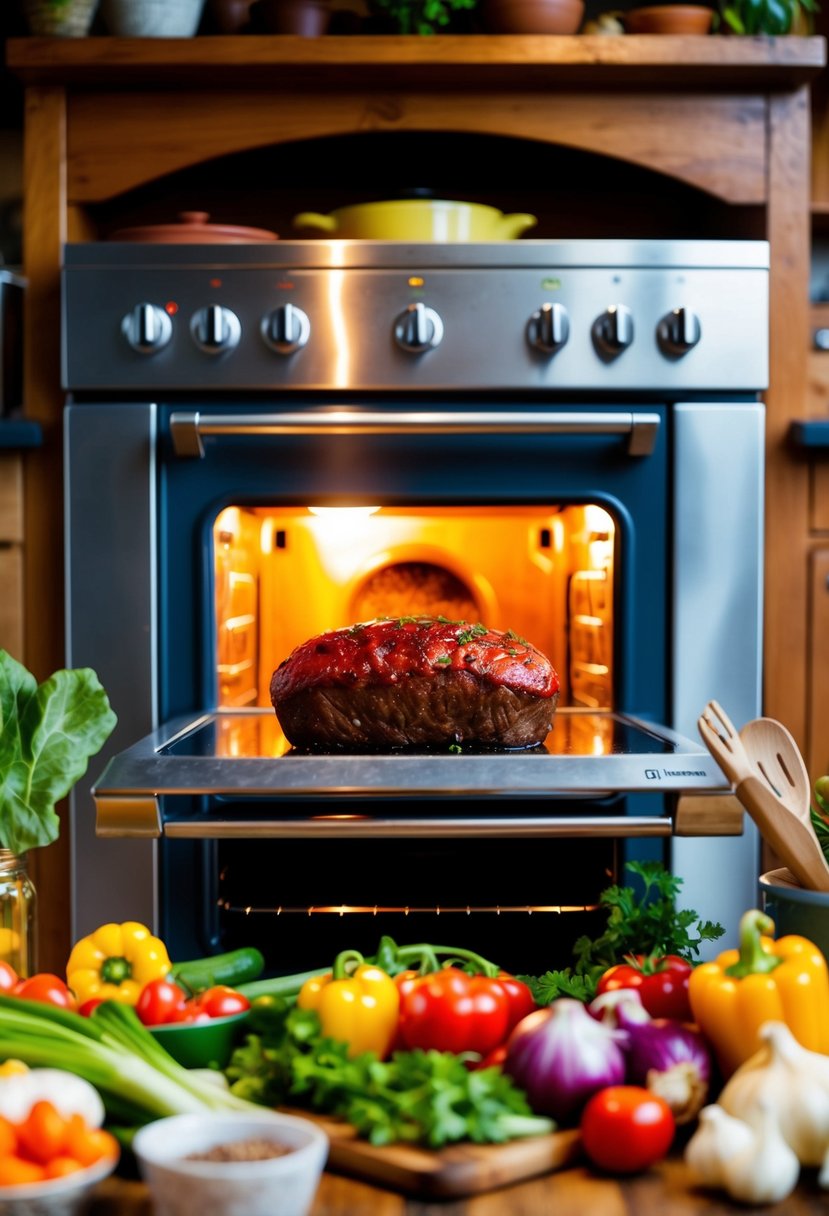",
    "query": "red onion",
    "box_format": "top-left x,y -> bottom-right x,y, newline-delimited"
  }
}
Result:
503,998 -> 626,1123
589,990 -> 712,1124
